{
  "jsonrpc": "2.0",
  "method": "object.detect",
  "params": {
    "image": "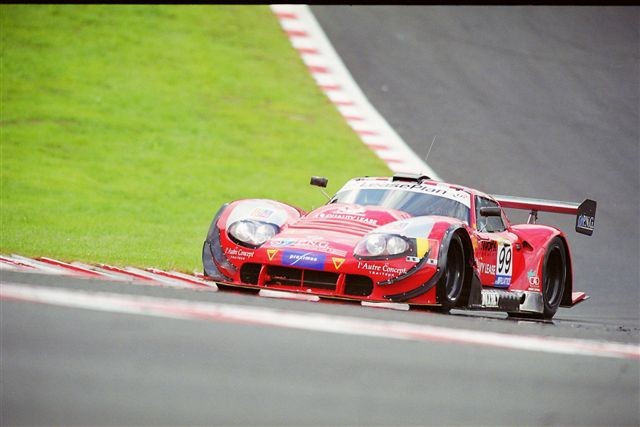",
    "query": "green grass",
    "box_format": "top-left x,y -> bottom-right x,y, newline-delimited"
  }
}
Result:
0,5 -> 390,272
